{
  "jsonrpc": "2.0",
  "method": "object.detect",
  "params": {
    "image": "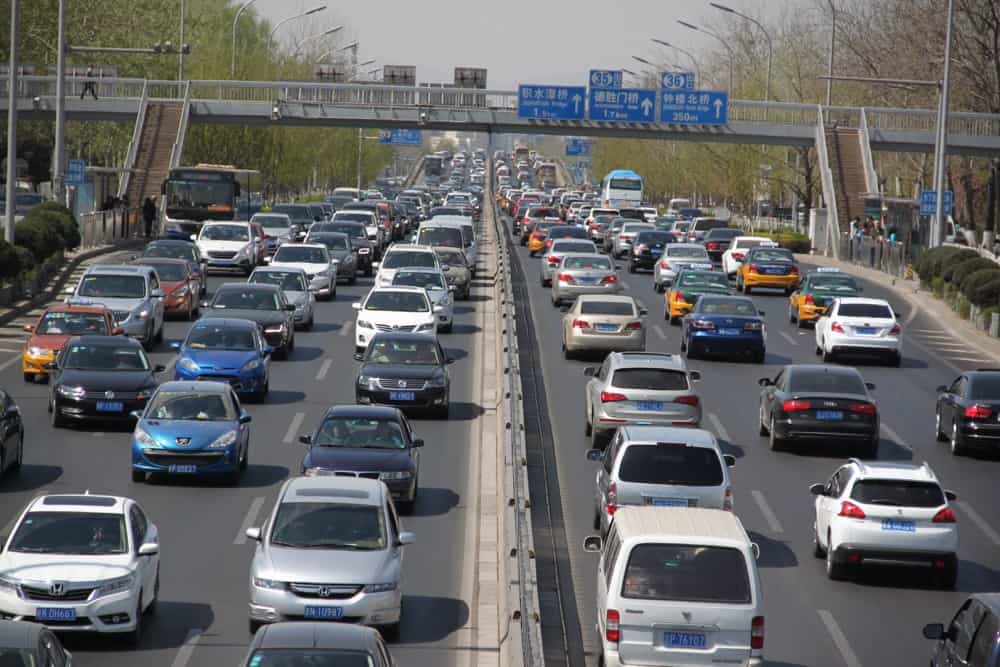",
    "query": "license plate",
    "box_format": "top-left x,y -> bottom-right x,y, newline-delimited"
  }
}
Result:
718,328 -> 742,336
881,519 -> 915,532
303,606 -> 343,619
168,464 -> 198,474
36,607 -> 76,622
855,327 -> 878,334
650,498 -> 689,507
576,277 -> 598,285
764,267 -> 786,275
636,401 -> 664,411
815,410 -> 843,420
664,631 -> 706,649
651,248 -> 663,255
96,401 -> 124,412
389,391 -> 415,401
595,323 -> 618,332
